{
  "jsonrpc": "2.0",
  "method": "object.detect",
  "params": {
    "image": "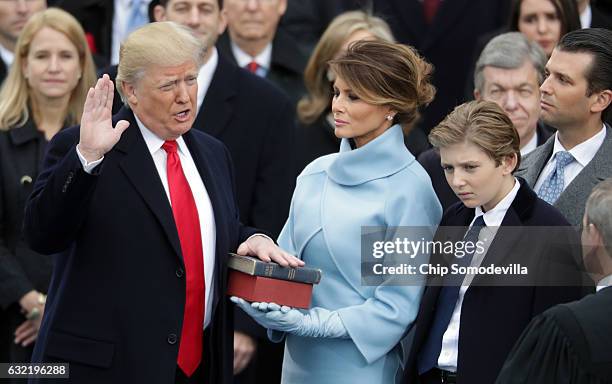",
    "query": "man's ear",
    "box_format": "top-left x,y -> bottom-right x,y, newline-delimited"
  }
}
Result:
591,89 -> 612,115
153,5 -> 167,22
473,89 -> 482,100
122,82 -> 138,106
